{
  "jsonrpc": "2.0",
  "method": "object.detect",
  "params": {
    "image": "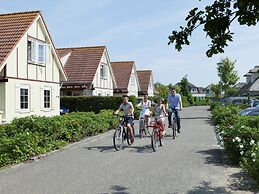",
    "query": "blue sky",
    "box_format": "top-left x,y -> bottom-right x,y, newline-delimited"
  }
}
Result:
1,0 -> 259,87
